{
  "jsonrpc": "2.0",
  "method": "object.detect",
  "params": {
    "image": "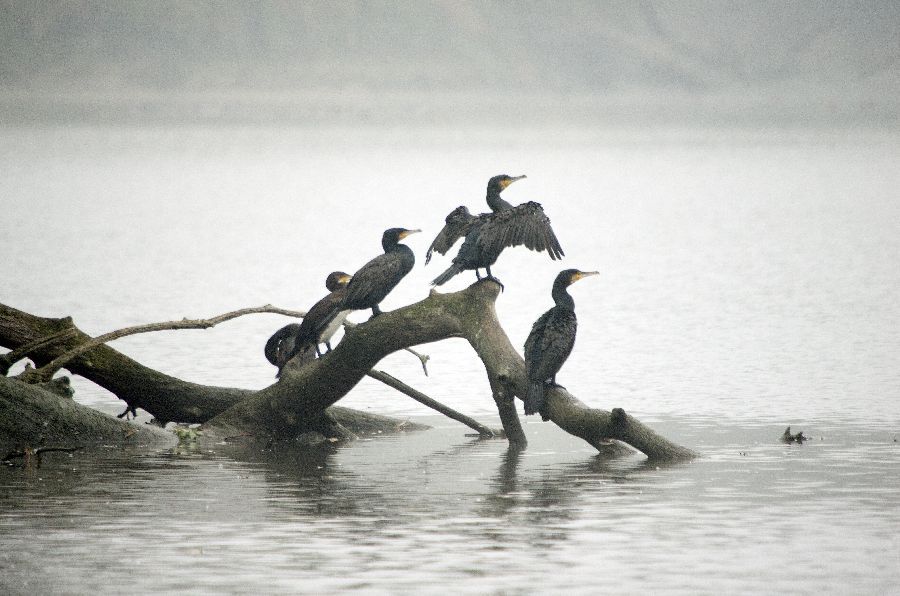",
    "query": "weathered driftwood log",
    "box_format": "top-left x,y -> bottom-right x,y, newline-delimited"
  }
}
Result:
366,369 -> 498,437
1,303 -> 252,423
2,282 -> 696,460
0,303 -> 427,437
206,281 -> 696,460
16,305 -> 309,384
4,301 -> 479,430
0,375 -> 173,454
